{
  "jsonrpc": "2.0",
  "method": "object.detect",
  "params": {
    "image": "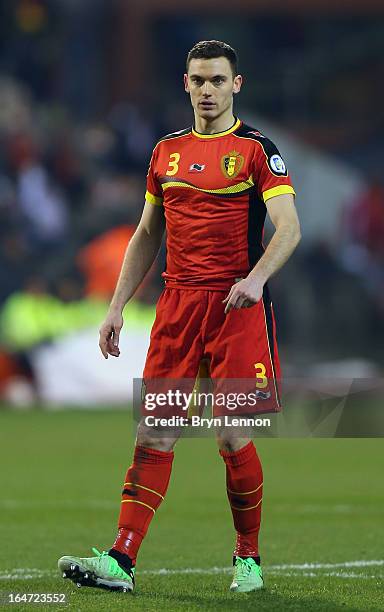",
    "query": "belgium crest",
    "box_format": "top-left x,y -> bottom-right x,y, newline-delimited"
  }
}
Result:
220,150 -> 244,179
